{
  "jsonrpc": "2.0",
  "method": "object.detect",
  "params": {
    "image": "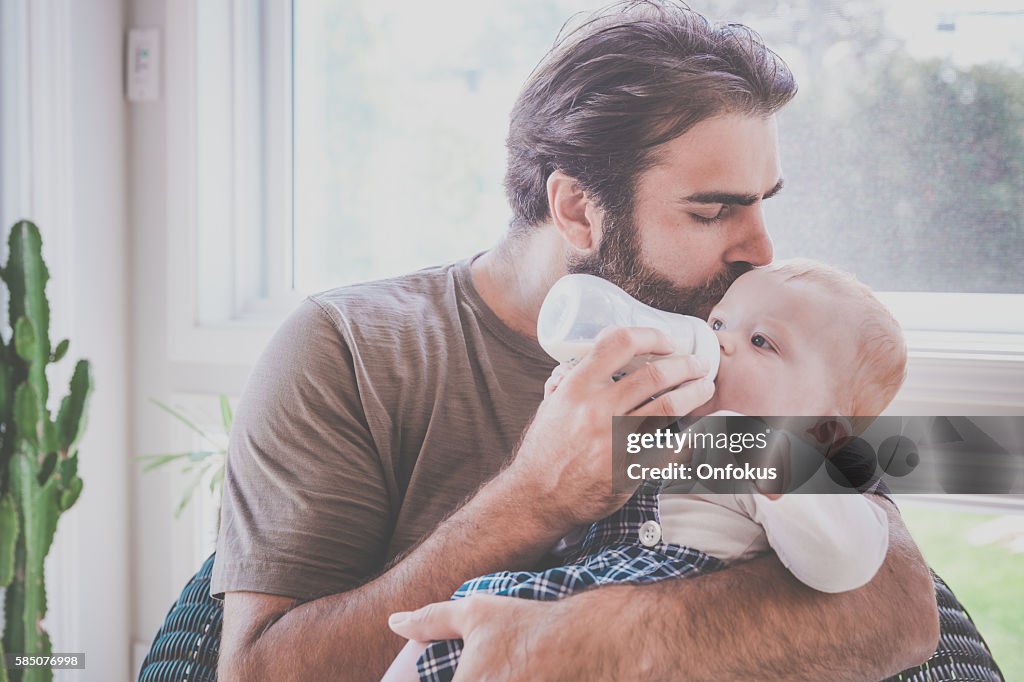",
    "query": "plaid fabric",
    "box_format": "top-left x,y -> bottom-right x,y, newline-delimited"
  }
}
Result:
416,482 -> 1004,682
416,482 -> 725,682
